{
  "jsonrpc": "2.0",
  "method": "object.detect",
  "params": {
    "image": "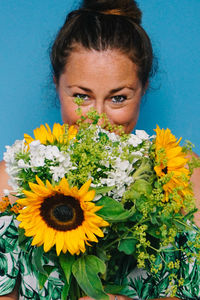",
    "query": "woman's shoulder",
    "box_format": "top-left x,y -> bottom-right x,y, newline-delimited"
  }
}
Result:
0,160 -> 10,195
187,152 -> 200,226
0,160 -> 16,204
